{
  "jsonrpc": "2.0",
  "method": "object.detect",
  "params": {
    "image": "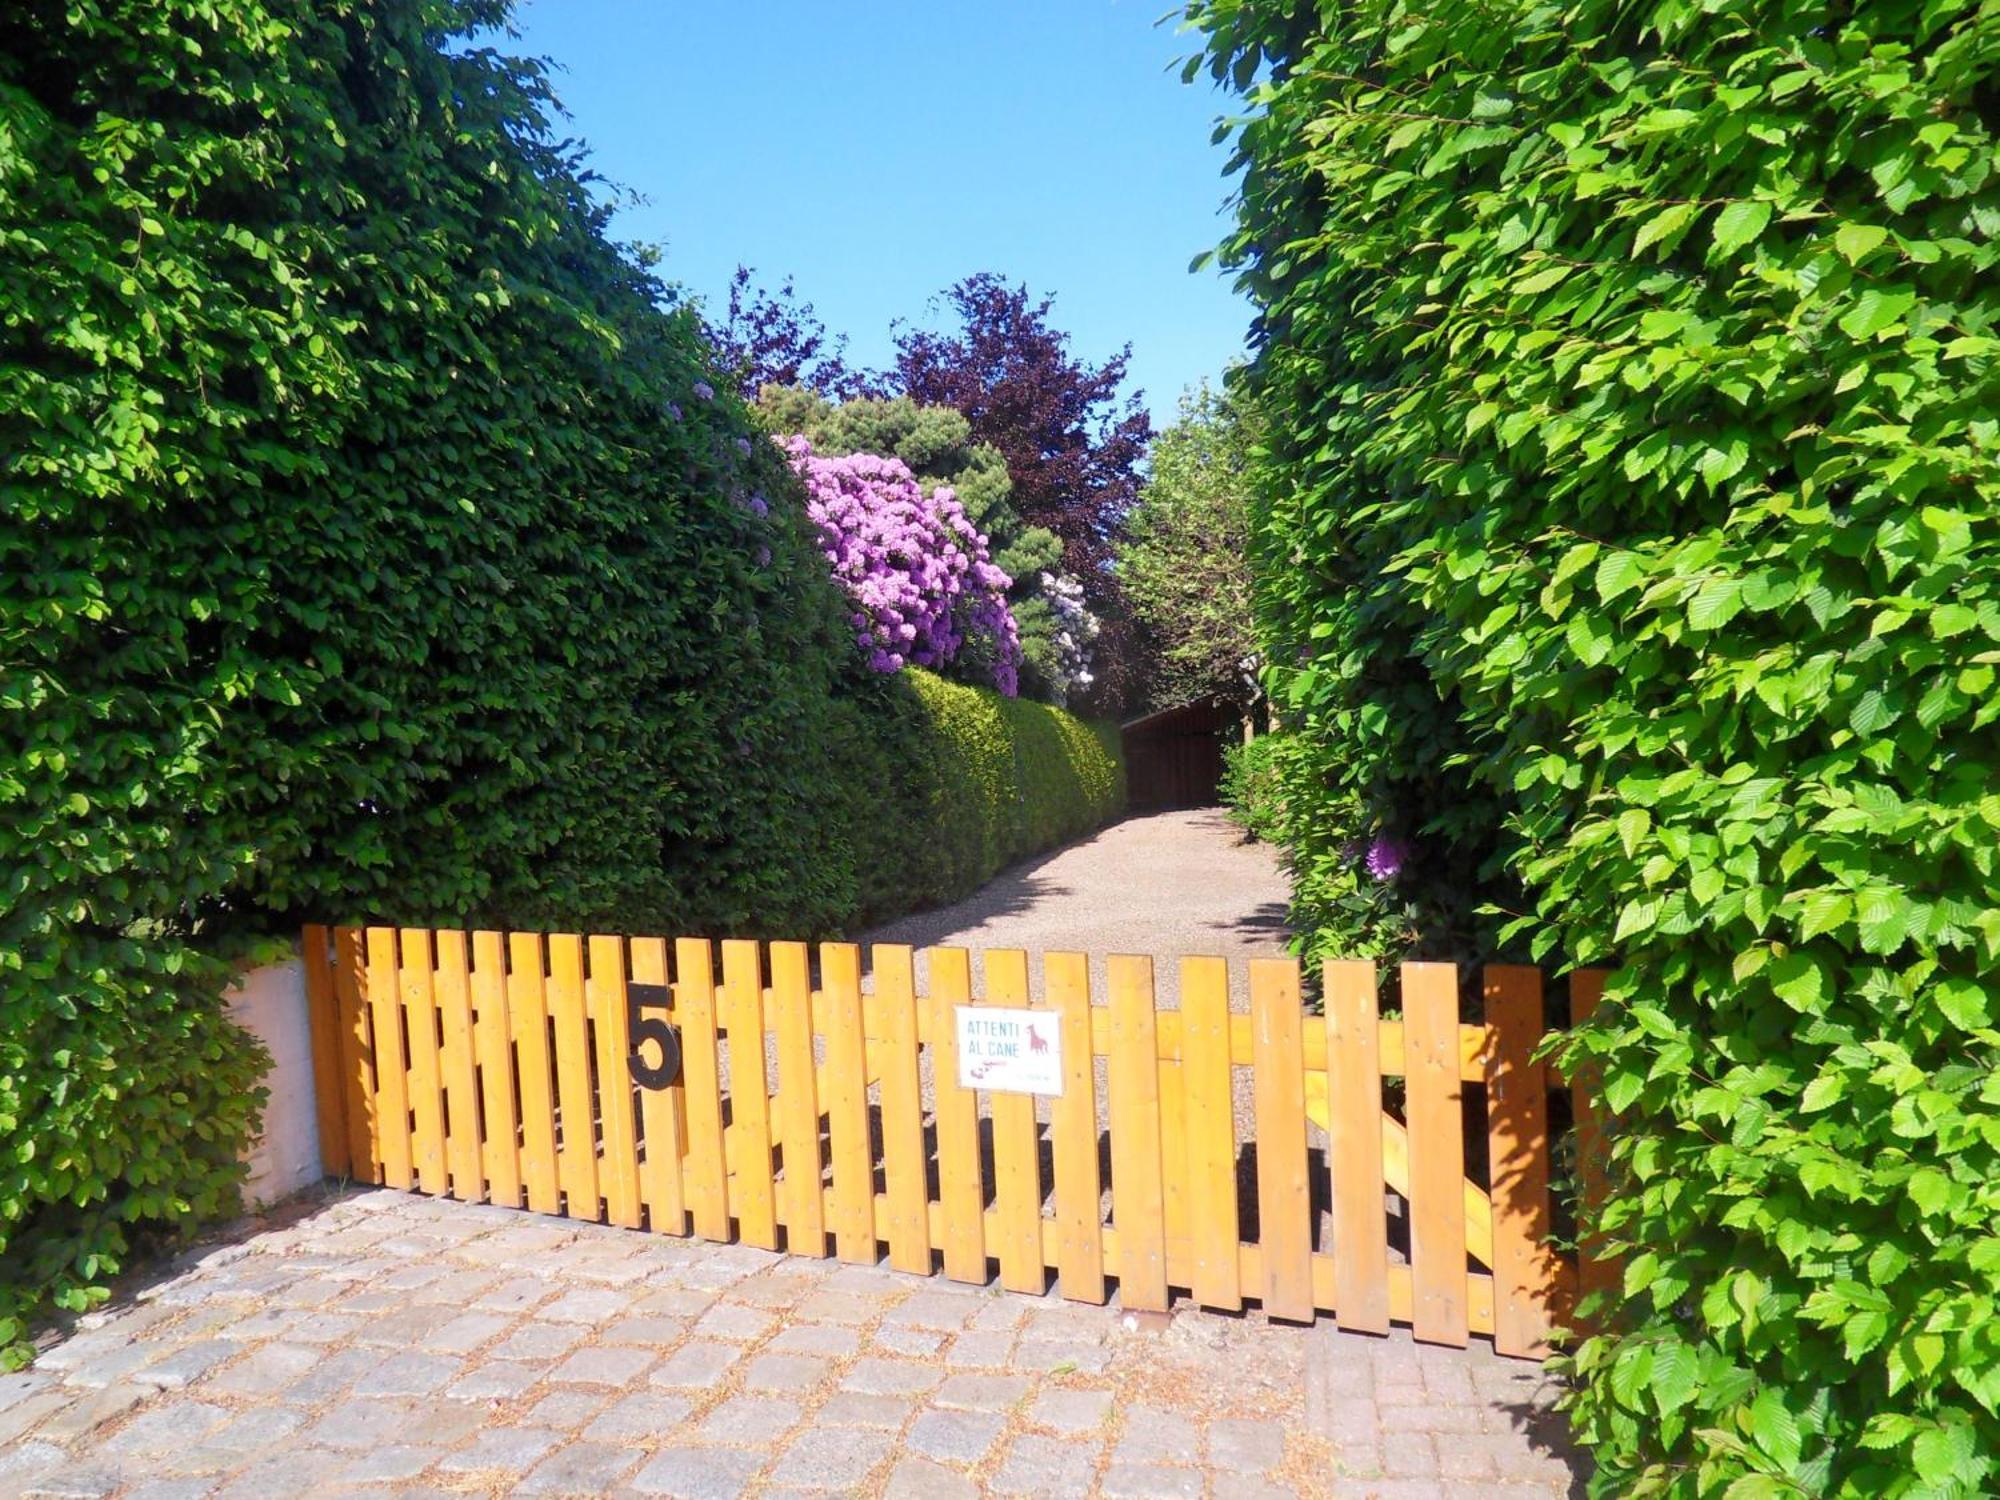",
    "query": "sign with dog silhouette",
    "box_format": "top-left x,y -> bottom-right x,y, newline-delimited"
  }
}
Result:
954,1006 -> 1063,1097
